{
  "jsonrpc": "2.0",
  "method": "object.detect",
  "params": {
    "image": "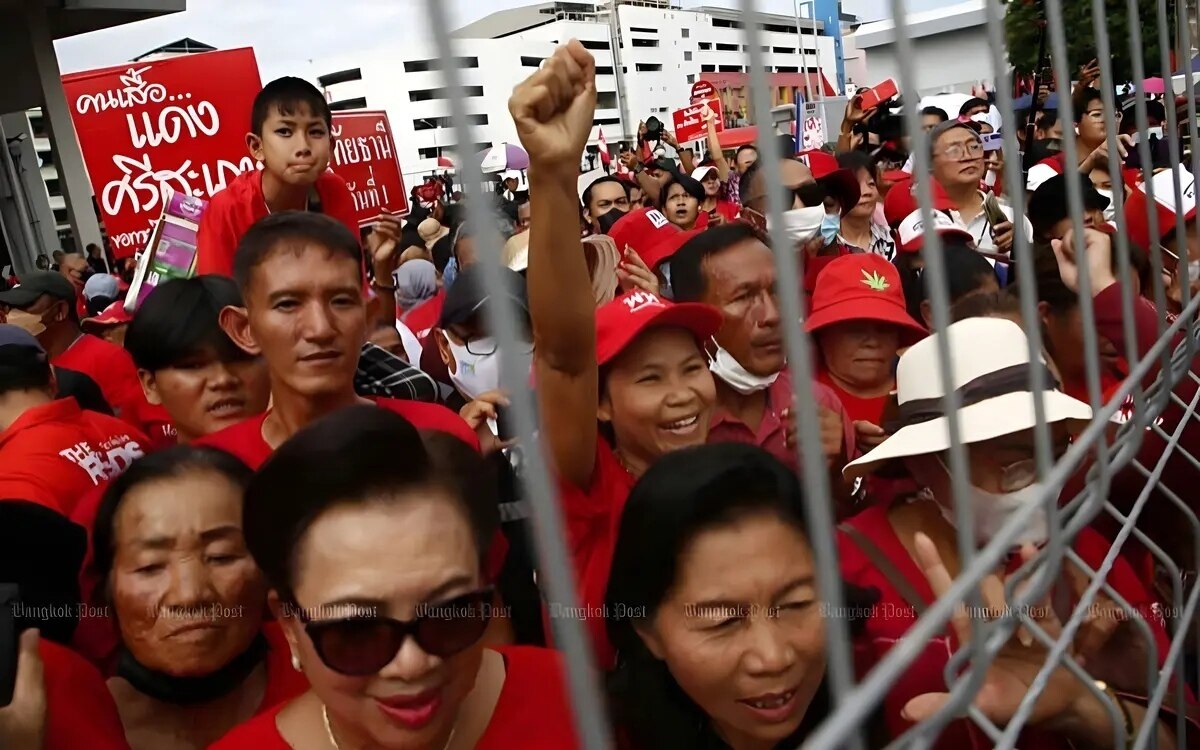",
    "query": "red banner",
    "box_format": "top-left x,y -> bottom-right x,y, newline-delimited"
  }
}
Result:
61,48 -> 262,259
329,110 -> 409,226
672,99 -> 724,144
